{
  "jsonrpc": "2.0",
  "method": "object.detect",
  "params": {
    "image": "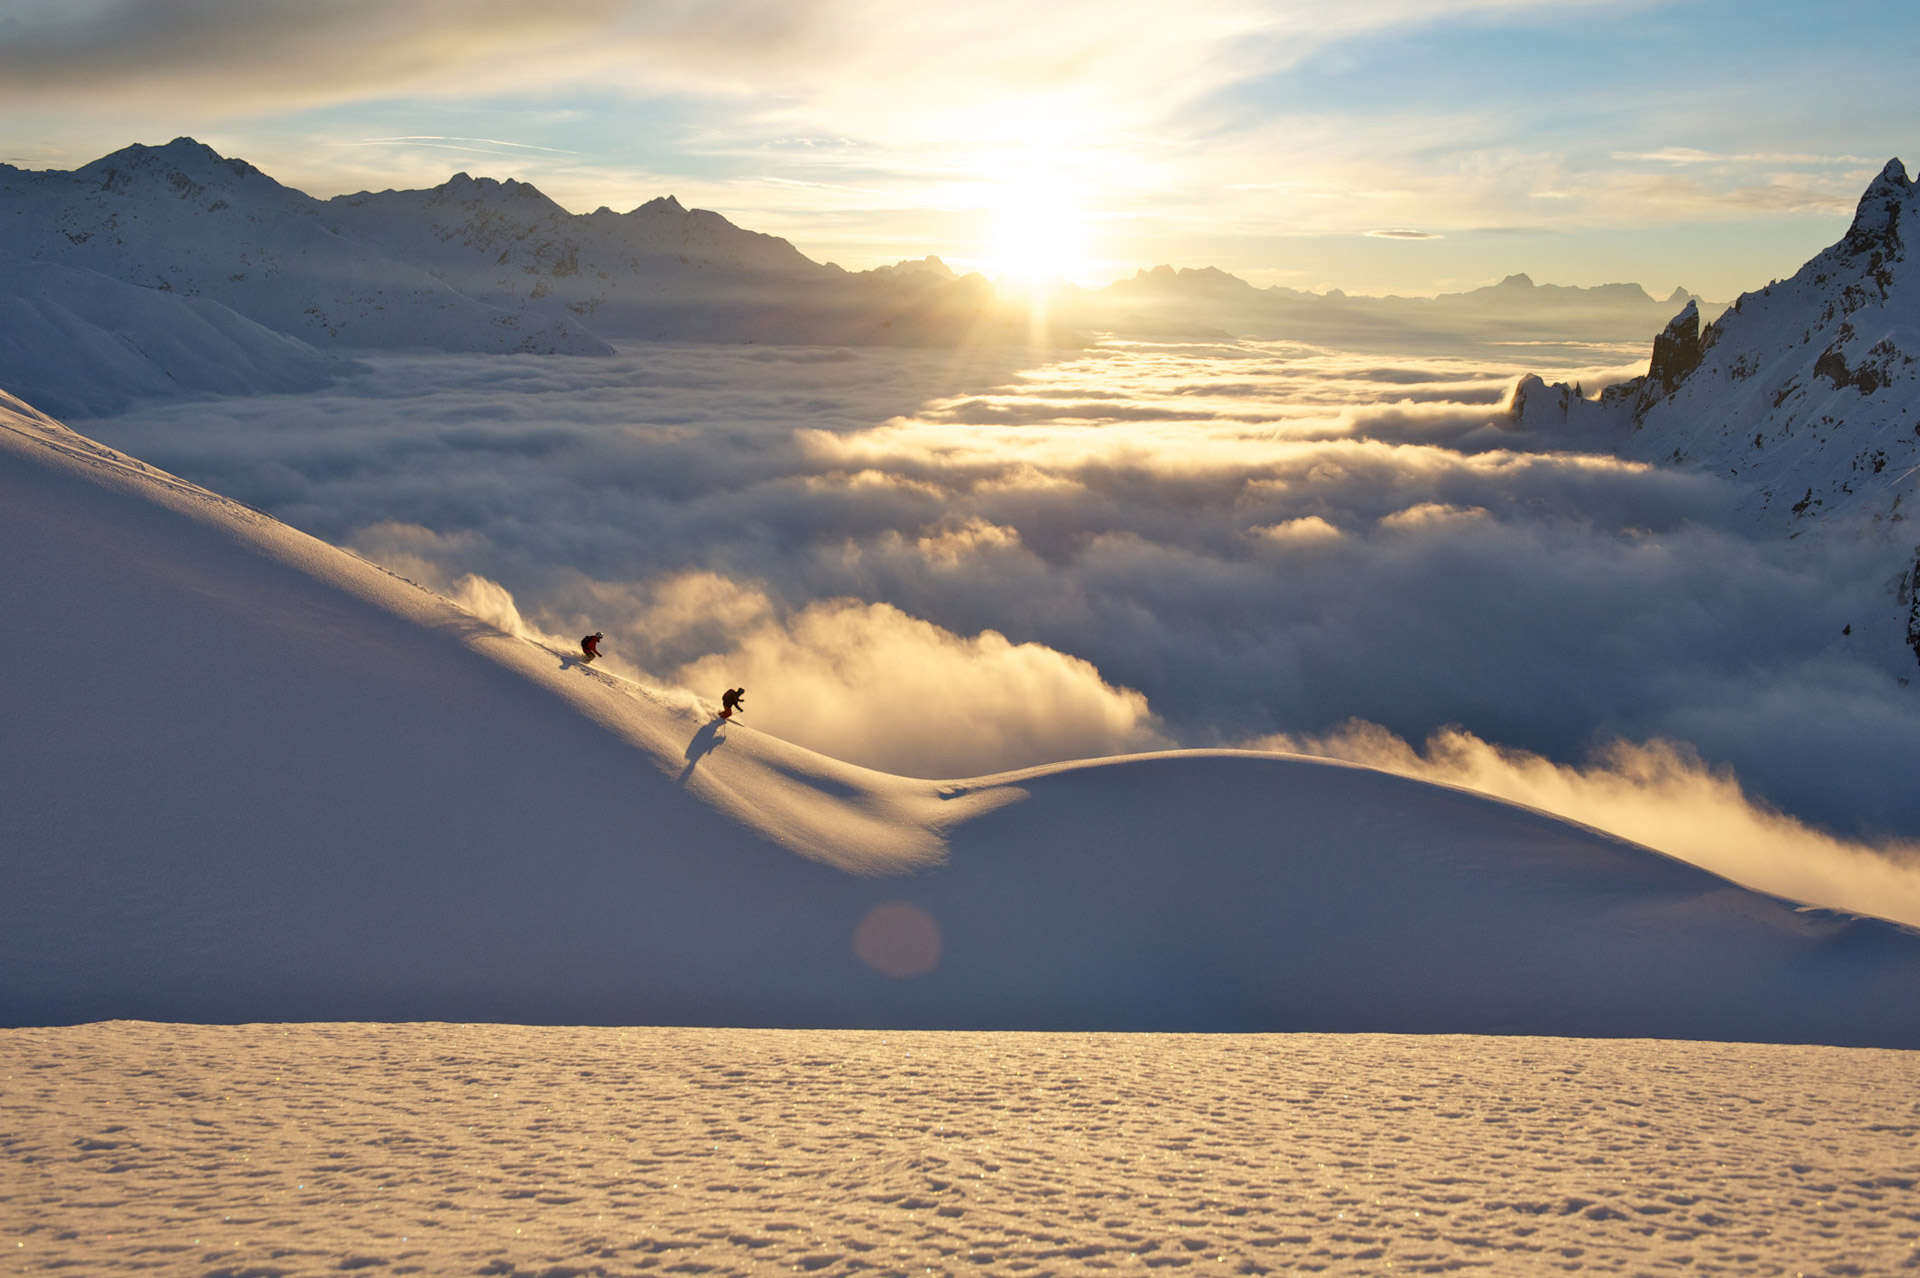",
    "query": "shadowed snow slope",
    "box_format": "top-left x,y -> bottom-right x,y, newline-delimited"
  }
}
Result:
4,393 -> 1919,1044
